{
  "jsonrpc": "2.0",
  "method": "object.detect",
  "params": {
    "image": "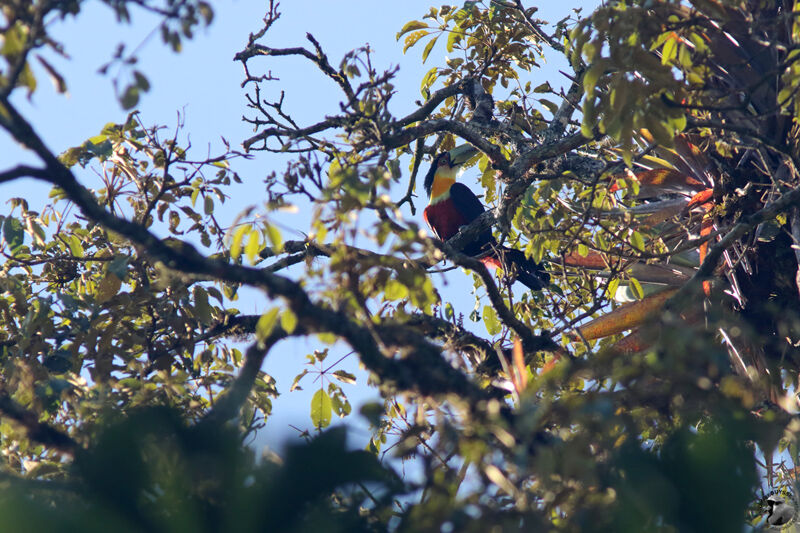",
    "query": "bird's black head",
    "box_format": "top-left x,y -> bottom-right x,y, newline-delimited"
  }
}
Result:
423,152 -> 452,197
